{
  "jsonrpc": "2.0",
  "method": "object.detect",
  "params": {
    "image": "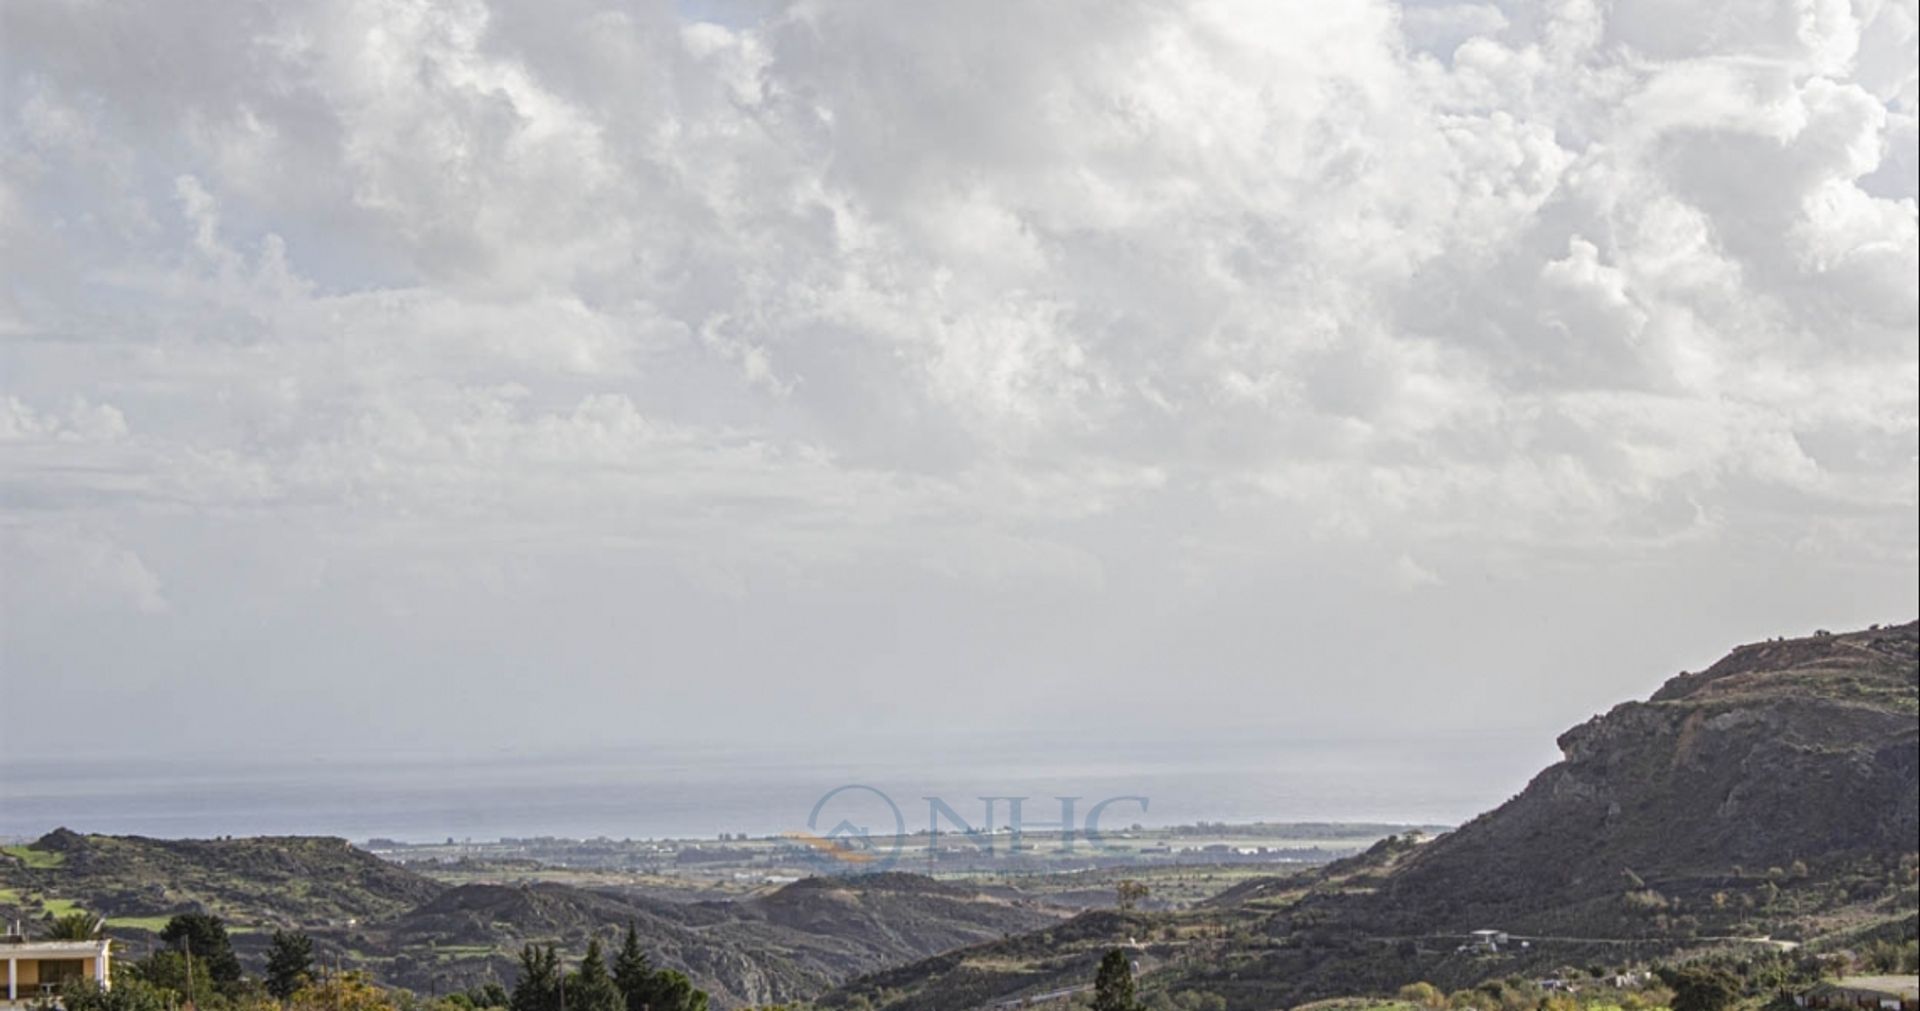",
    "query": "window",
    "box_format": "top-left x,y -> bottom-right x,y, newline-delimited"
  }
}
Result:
37,960 -> 86,988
